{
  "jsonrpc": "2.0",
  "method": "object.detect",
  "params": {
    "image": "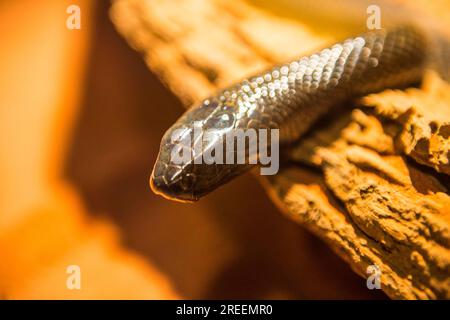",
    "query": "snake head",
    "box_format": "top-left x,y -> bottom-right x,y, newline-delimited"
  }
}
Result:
150,99 -> 252,202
